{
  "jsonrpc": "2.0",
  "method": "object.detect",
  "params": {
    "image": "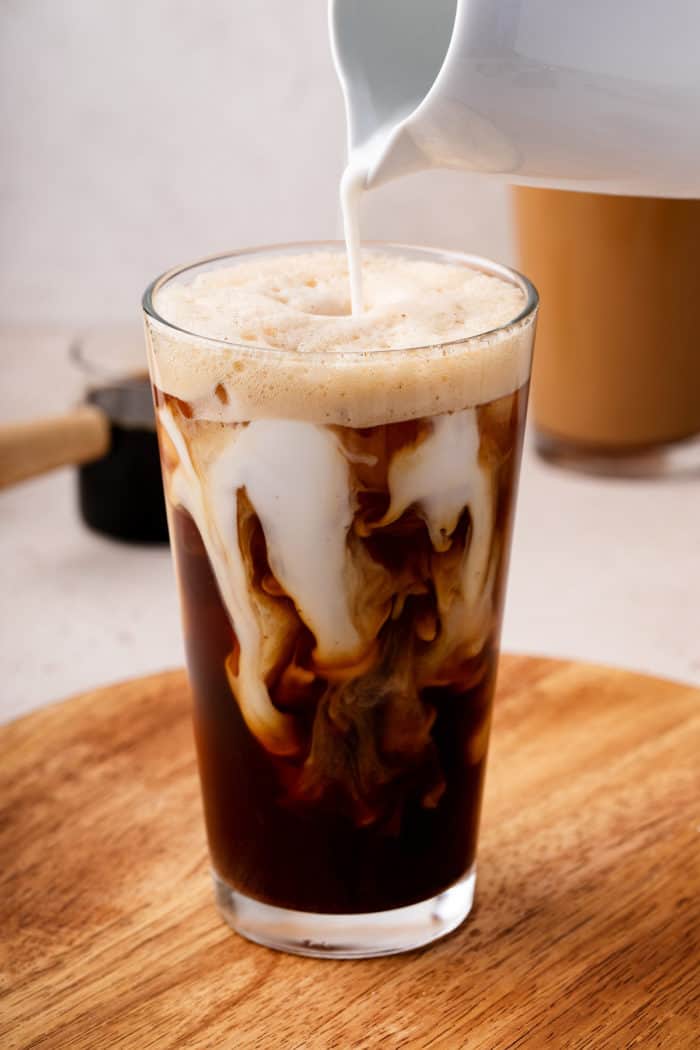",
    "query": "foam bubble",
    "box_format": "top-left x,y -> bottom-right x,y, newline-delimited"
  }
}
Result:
147,250 -> 533,427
